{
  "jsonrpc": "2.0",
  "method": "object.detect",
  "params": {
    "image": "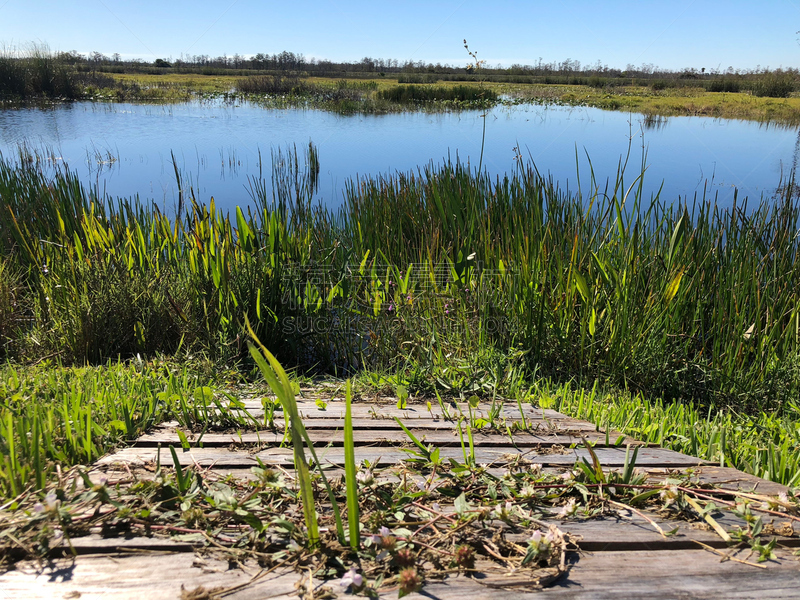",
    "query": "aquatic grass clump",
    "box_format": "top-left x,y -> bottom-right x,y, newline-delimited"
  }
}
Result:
235,75 -> 309,95
378,84 -> 498,105
0,45 -> 78,100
